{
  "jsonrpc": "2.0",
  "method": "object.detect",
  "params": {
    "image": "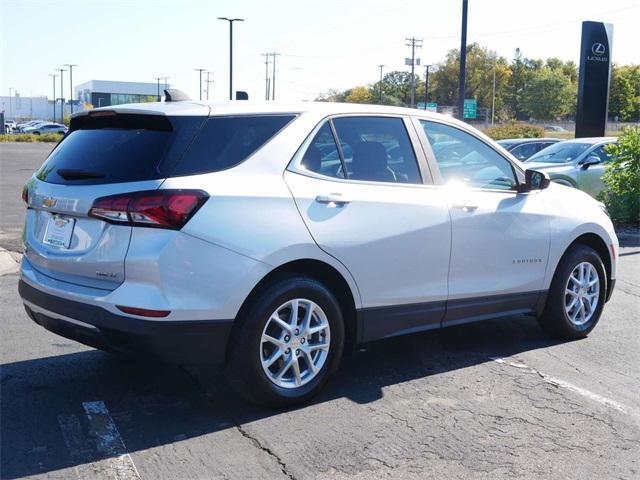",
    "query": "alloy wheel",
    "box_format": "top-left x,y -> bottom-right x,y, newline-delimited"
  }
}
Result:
260,298 -> 331,389
565,262 -> 600,326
